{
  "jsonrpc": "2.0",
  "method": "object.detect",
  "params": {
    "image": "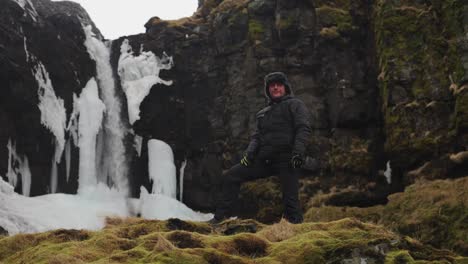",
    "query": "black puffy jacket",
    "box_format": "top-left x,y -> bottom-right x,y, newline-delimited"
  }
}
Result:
245,73 -> 311,161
